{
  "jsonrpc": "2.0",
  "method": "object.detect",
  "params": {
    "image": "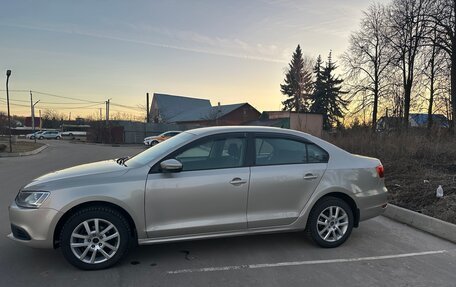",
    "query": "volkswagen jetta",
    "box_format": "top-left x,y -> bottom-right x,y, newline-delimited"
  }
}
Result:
8,126 -> 387,270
